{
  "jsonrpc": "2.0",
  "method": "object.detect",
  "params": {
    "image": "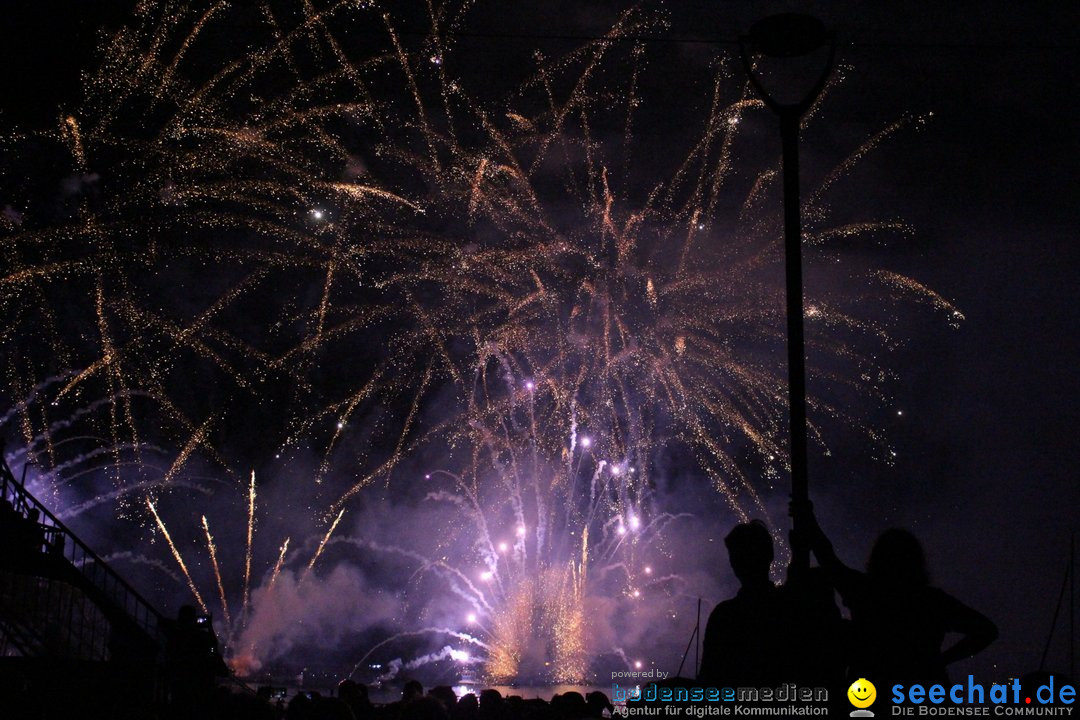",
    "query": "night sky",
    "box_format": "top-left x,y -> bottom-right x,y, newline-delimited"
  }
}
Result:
1,0 -> 1077,686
